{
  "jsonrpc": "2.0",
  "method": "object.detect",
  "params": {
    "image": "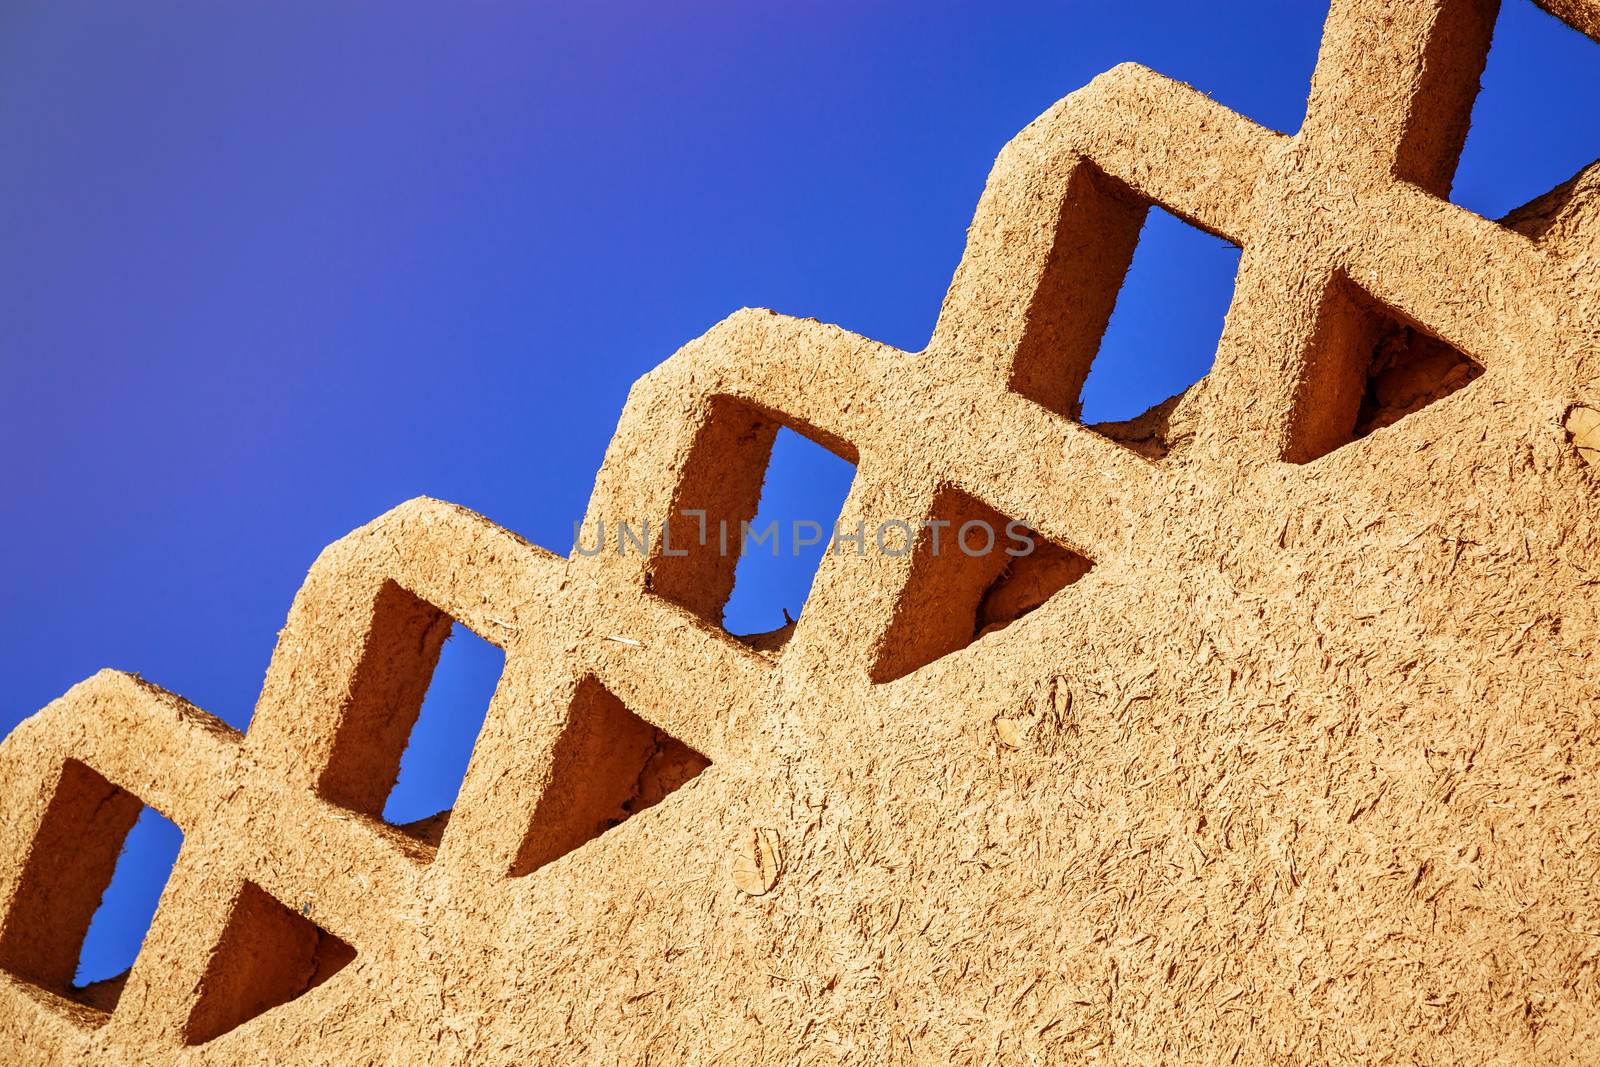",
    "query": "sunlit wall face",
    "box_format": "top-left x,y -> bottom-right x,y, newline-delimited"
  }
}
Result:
1,1 -> 1595,983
